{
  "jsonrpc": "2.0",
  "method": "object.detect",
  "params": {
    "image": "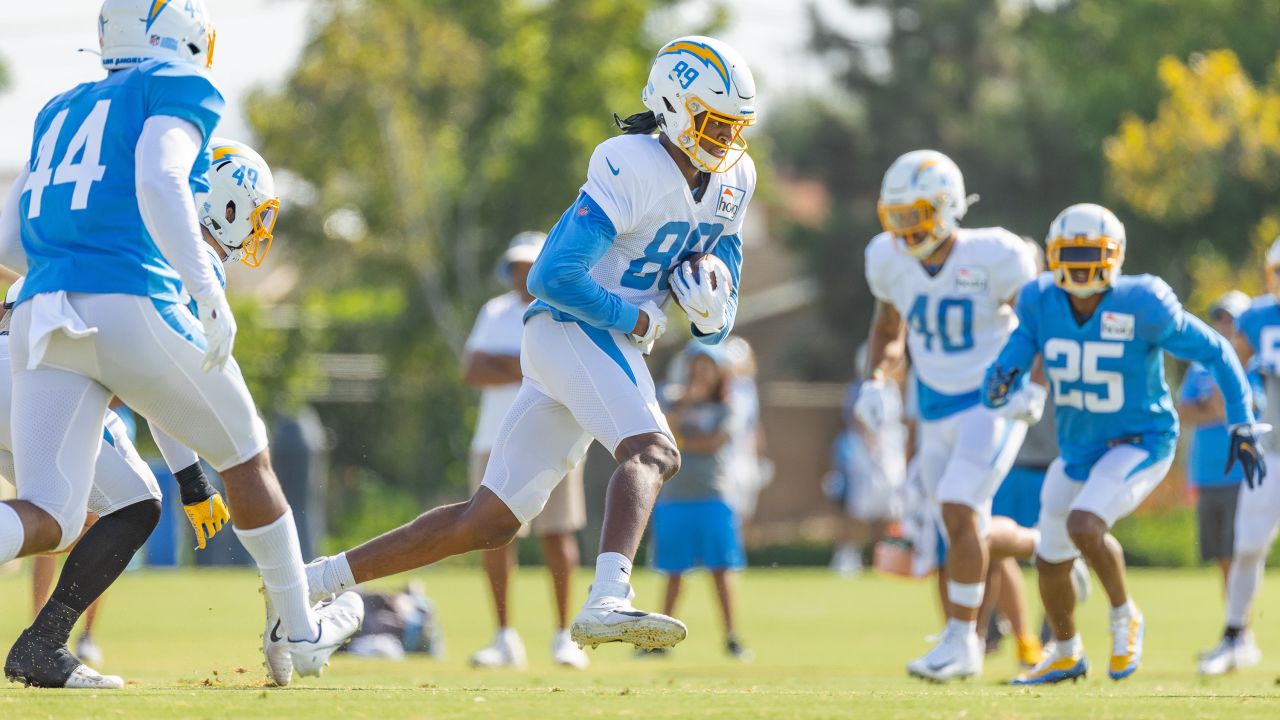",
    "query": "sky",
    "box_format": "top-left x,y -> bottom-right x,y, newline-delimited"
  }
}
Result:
0,0 -> 879,171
